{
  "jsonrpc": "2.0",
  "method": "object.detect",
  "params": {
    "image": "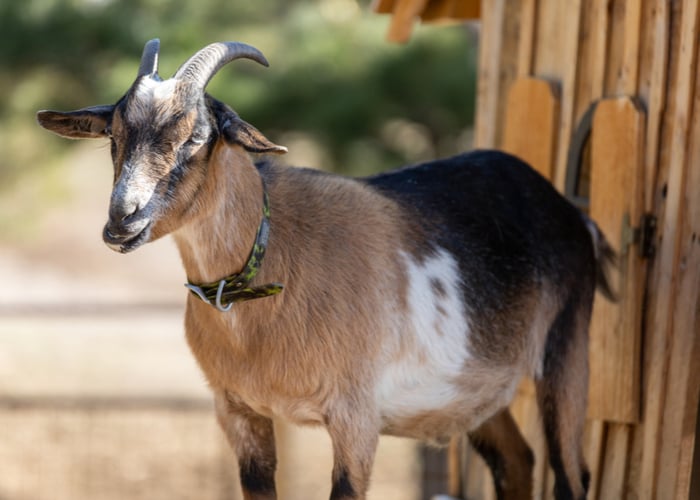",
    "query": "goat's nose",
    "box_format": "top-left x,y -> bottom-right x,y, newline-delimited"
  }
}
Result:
109,176 -> 148,224
109,199 -> 140,223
